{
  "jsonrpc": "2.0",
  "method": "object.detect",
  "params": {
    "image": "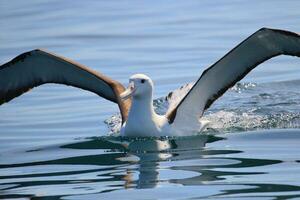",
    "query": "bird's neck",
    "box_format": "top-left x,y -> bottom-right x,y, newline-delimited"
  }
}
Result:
129,94 -> 156,118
